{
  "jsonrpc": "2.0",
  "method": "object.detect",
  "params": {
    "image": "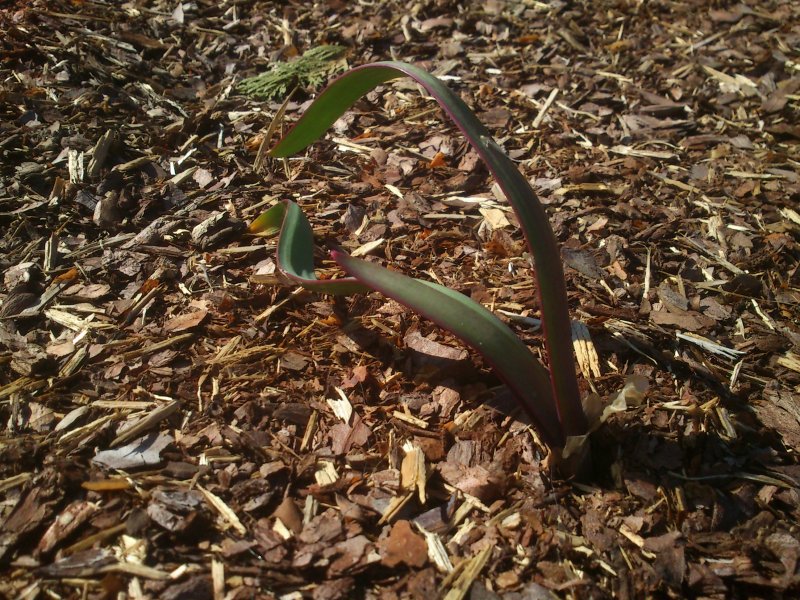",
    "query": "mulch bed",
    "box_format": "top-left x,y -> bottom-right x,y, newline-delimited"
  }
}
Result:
1,0 -> 799,598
